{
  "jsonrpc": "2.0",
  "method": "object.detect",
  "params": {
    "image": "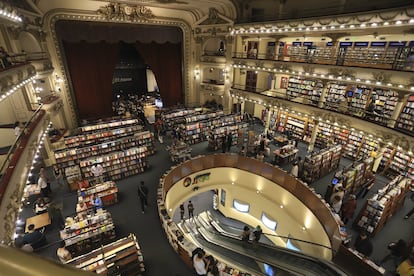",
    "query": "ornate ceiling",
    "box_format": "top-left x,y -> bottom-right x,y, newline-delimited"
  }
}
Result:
9,0 -> 414,27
